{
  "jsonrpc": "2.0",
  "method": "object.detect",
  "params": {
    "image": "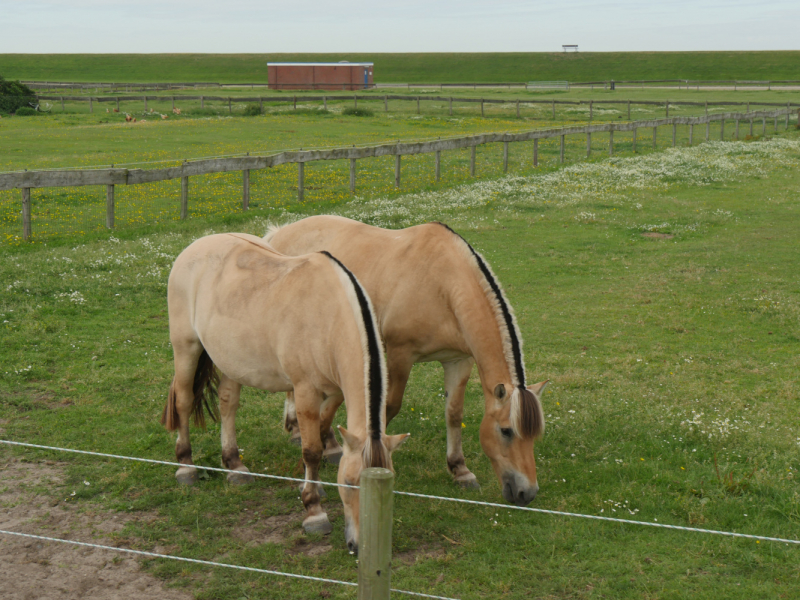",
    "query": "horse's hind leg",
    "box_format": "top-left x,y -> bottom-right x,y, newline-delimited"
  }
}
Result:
320,392 -> 344,466
218,372 -> 252,485
285,390 -> 341,465
443,358 -> 480,490
295,385 -> 332,535
171,340 -> 203,485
